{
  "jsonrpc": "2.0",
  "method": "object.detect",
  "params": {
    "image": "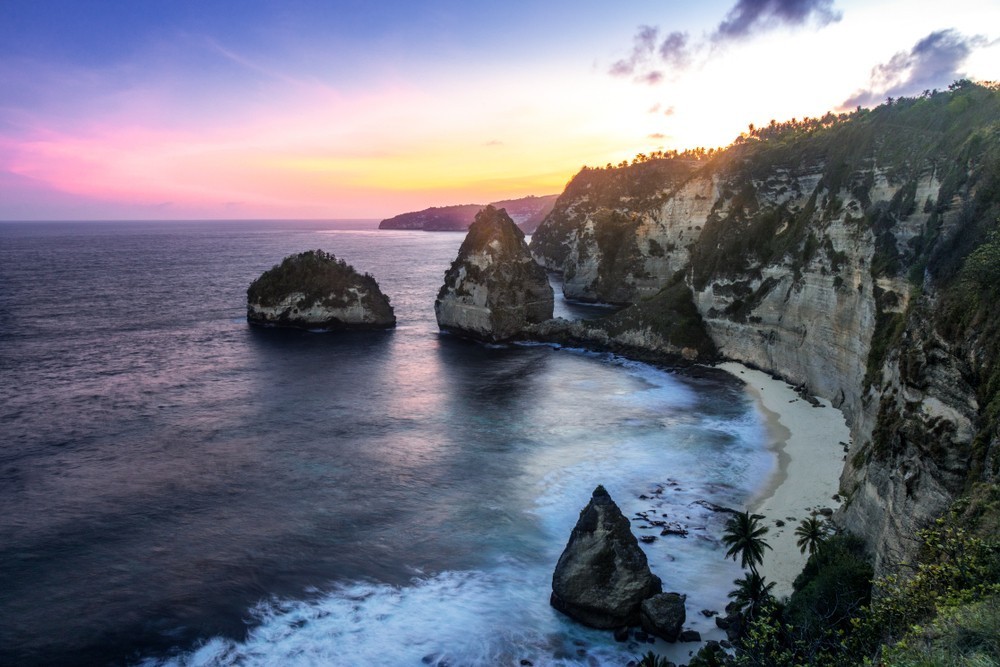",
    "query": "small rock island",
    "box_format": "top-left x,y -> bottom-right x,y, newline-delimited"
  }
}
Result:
551,485 -> 664,629
247,249 -> 395,330
435,205 -> 553,342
